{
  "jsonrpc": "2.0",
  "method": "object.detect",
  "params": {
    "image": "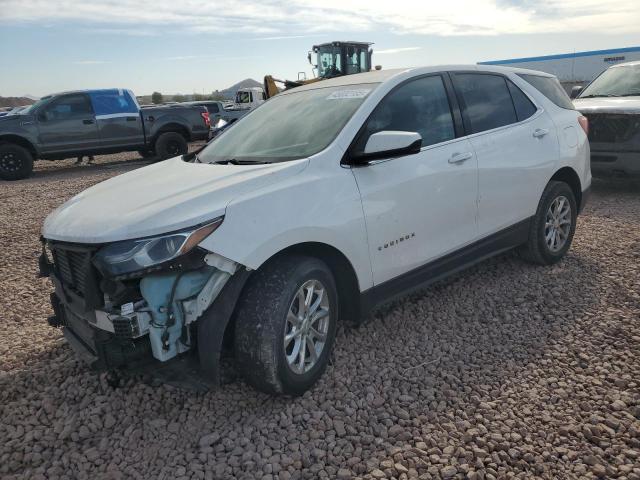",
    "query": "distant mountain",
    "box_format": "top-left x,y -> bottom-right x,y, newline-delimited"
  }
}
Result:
22,94 -> 39,101
134,79 -> 263,105
218,78 -> 262,100
0,96 -> 36,108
